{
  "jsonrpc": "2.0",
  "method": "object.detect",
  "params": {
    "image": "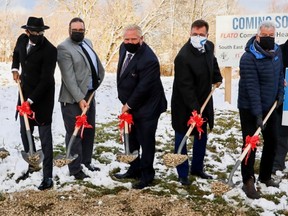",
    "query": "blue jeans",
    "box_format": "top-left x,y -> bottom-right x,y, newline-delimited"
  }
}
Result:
175,123 -> 207,178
